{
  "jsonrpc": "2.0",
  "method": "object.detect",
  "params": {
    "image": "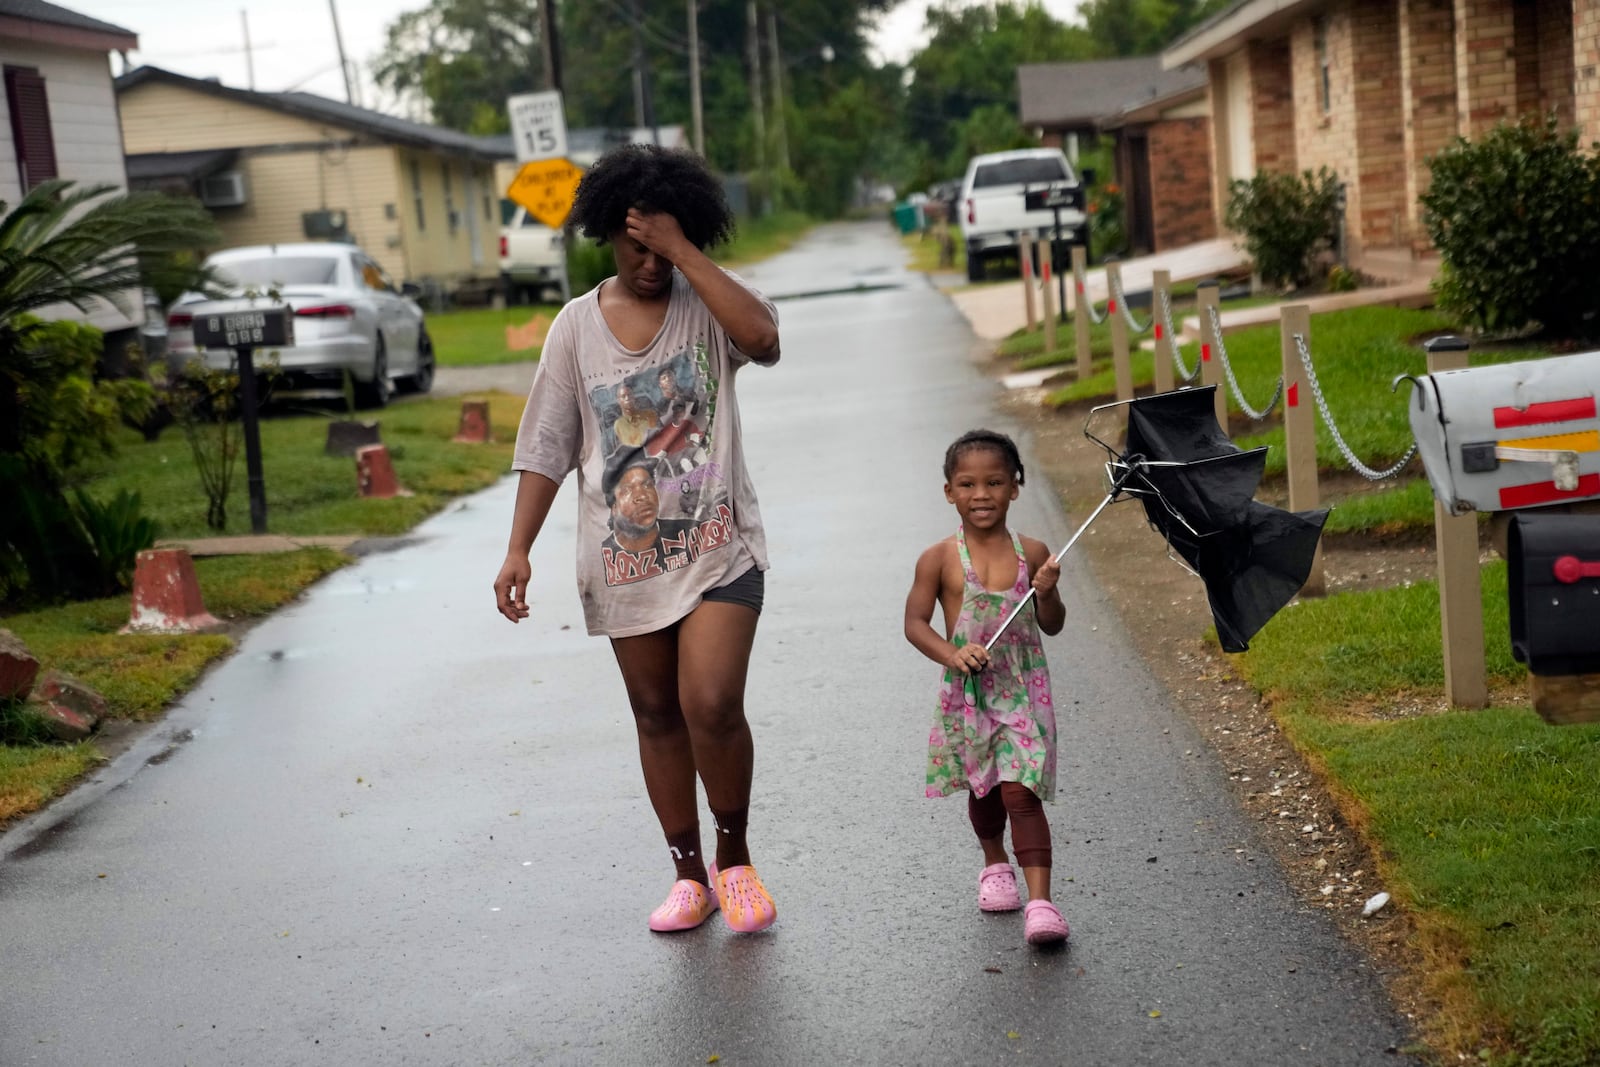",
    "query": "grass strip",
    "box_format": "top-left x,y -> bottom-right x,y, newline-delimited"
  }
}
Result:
717,211 -> 813,267
1234,563 -> 1600,1065
427,306 -> 559,367
0,742 -> 99,825
80,392 -> 523,540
